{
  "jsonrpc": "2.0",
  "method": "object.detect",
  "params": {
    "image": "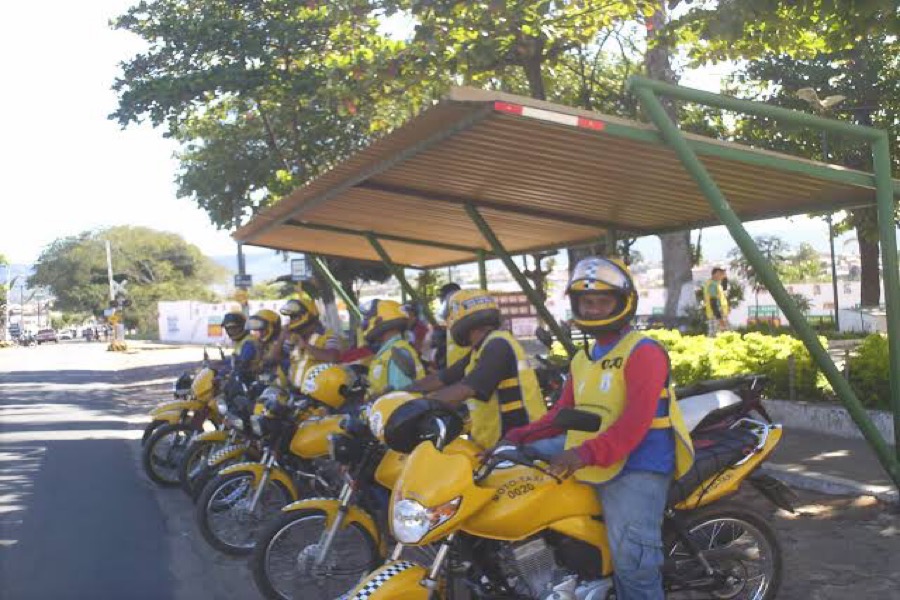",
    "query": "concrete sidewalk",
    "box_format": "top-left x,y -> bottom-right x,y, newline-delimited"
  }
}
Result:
763,427 -> 899,504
